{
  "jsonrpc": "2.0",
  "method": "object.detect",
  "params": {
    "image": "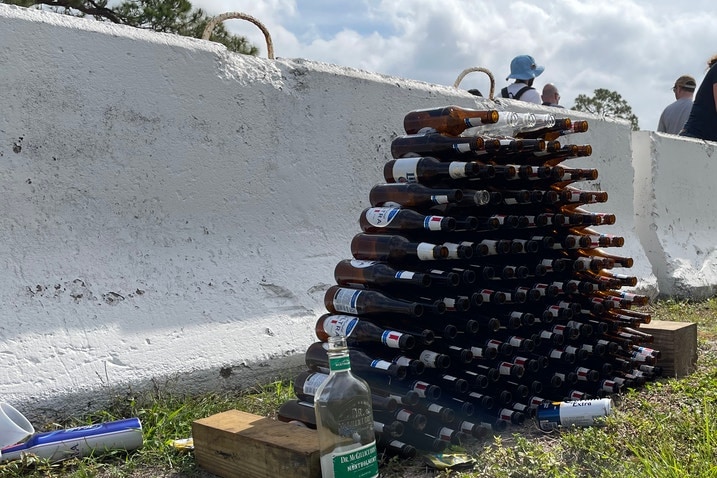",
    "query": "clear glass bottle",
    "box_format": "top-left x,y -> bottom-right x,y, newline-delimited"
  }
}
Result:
314,335 -> 379,478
